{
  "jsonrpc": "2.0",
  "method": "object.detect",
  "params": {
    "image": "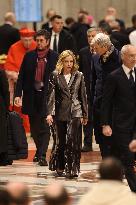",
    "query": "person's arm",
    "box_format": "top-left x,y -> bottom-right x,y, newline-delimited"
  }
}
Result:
79,73 -> 88,125
5,47 -> 19,82
14,54 -> 26,106
46,72 -> 56,125
0,69 -> 10,109
100,74 -> 117,136
129,120 -> 136,152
